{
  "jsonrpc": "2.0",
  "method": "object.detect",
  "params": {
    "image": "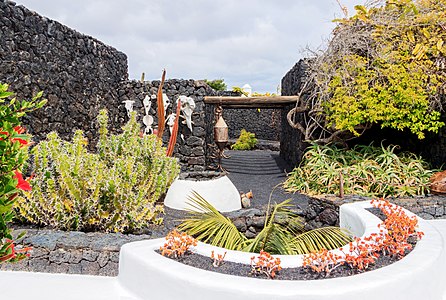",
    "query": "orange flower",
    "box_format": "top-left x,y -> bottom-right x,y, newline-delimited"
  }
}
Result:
14,170 -> 32,191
